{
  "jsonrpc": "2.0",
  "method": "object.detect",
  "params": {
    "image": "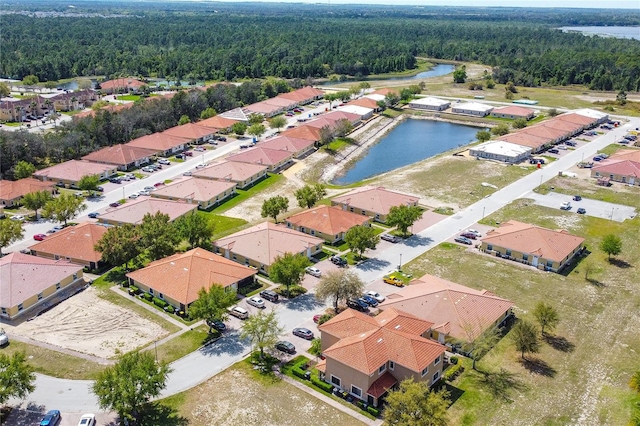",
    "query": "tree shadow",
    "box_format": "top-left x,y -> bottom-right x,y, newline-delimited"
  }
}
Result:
519,357 -> 556,378
477,368 -> 528,402
284,292 -> 324,312
437,382 -> 465,405
402,235 -> 434,248
105,267 -> 128,283
586,278 -> 606,287
608,258 -> 632,269
137,401 -> 189,426
355,257 -> 391,271
543,334 -> 575,353
2,403 -> 47,426
200,332 -> 249,357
